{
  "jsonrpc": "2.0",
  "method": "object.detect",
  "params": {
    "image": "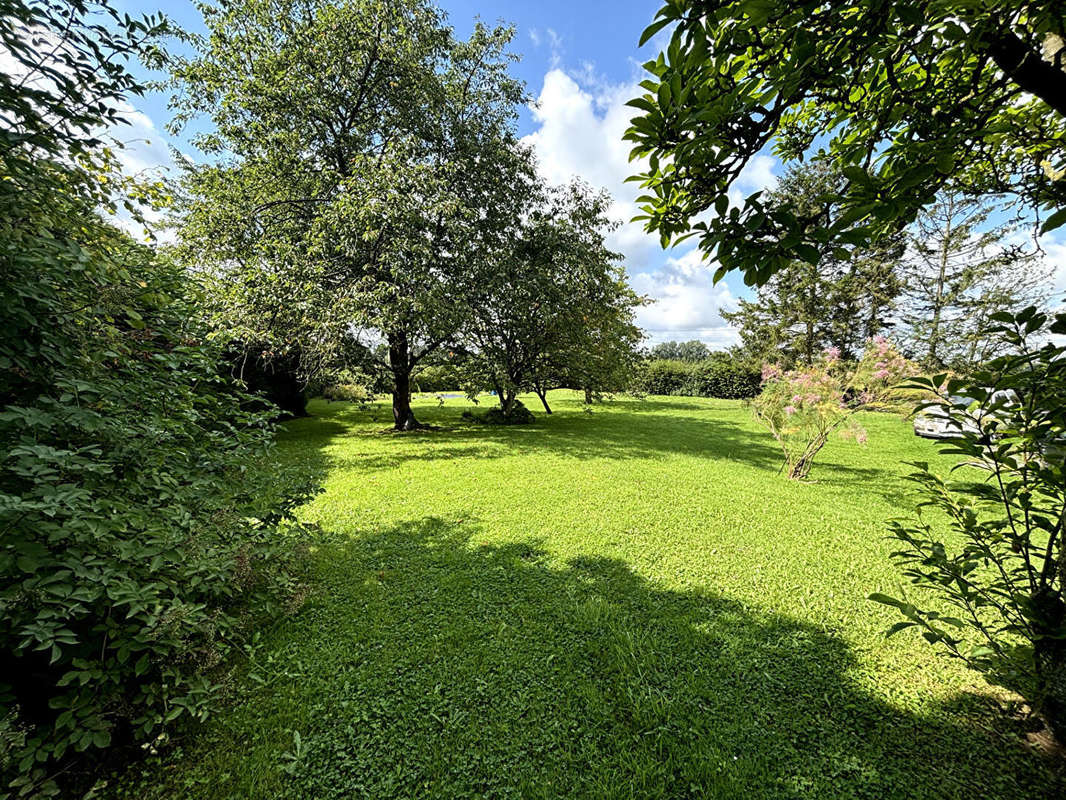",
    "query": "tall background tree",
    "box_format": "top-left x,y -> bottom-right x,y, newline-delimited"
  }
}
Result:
722,163 -> 904,367
898,192 -> 1050,372
626,1 -> 1066,286
170,0 -> 526,429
